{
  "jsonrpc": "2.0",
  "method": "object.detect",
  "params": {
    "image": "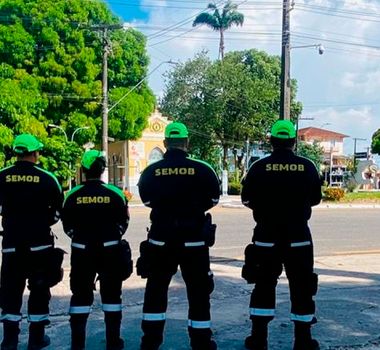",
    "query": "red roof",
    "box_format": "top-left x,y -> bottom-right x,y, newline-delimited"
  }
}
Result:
298,127 -> 349,140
